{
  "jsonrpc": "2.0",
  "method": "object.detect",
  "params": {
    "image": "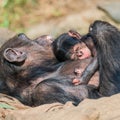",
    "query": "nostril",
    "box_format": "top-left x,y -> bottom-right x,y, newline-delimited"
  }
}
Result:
80,51 -> 83,55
